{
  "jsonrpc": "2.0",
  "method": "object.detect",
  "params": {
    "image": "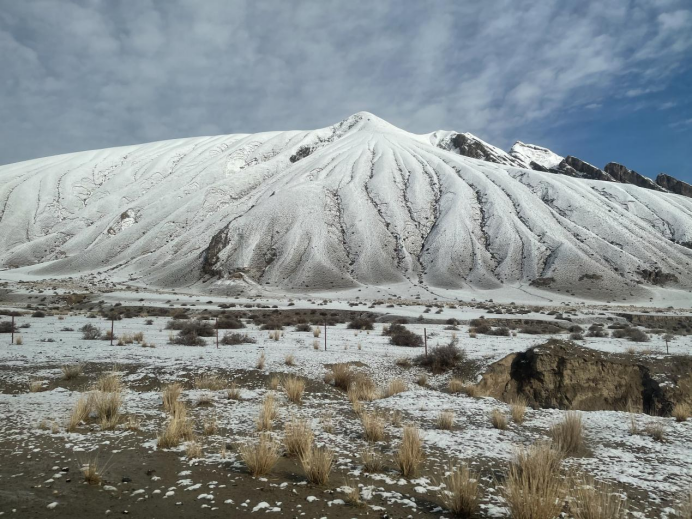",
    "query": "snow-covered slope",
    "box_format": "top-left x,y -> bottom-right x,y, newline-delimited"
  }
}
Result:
428,131 -> 527,168
0,112 -> 690,300
509,141 -> 563,170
